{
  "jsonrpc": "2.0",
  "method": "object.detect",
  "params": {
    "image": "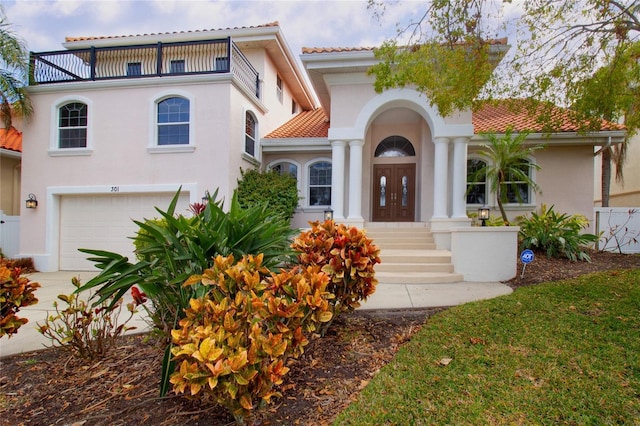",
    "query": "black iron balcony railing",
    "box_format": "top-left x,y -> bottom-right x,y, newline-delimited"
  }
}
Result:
29,37 -> 260,98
